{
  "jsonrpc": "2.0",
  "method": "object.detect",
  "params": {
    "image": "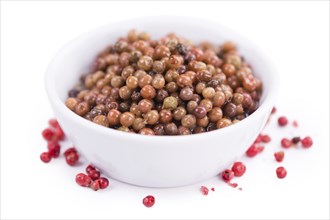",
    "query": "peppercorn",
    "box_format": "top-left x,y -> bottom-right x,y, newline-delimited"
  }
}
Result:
164,123 -> 178,135
163,96 -> 178,110
66,30 -> 262,135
